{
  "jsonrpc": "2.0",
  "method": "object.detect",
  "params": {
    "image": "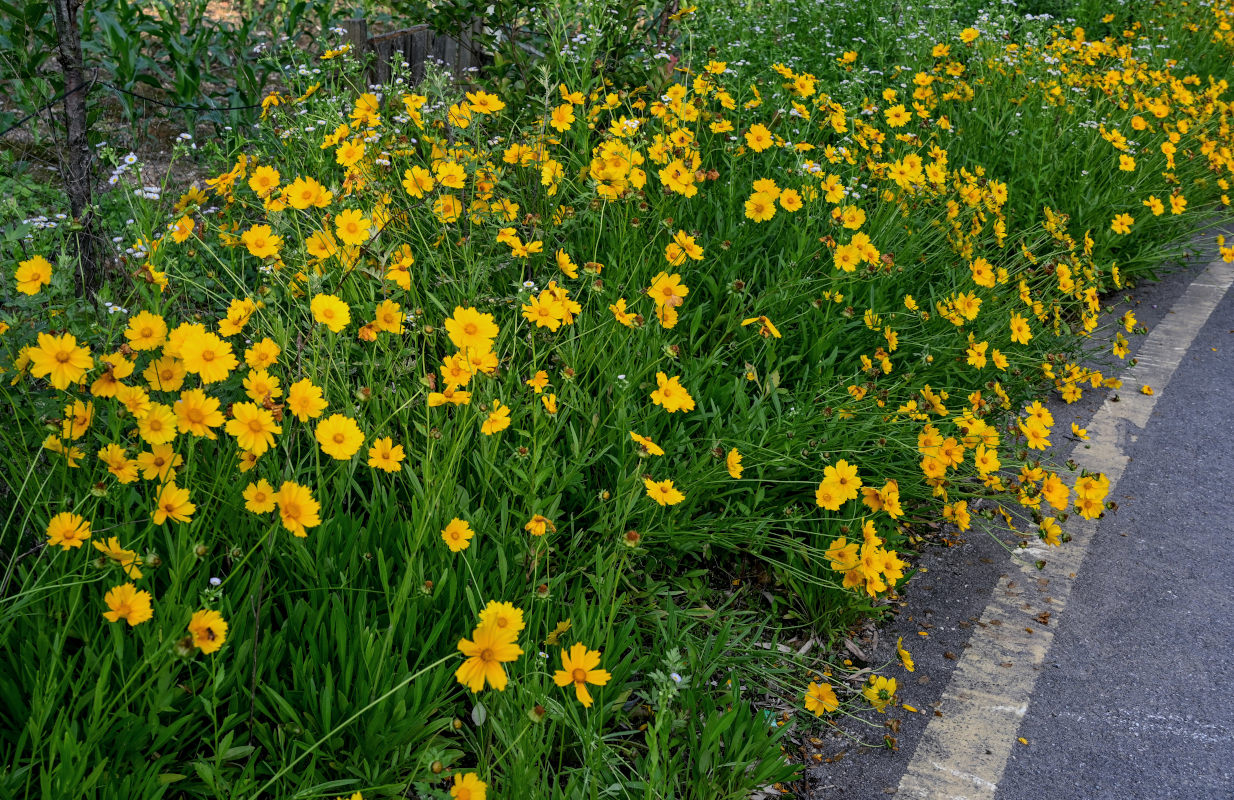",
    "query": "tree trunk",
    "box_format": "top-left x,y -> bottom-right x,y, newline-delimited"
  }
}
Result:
50,0 -> 104,298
